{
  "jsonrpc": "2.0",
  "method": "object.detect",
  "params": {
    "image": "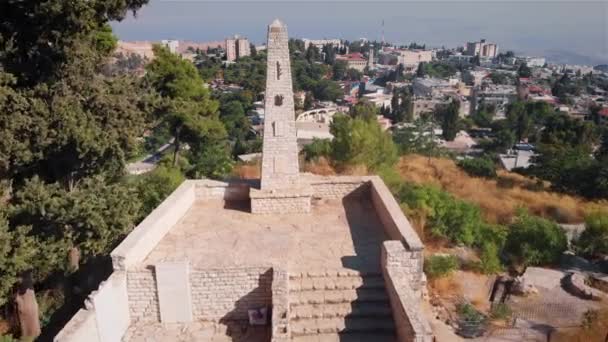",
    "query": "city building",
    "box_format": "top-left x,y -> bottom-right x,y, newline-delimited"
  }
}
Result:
413,78 -> 453,97
466,39 -> 498,58
225,35 -> 250,62
335,52 -> 368,72
302,38 -> 343,51
161,39 -> 179,53
516,56 -> 546,68
397,50 -> 433,71
472,84 -> 517,118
